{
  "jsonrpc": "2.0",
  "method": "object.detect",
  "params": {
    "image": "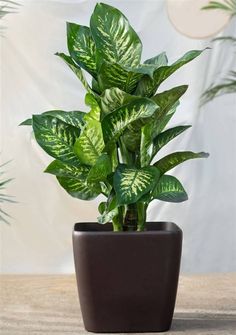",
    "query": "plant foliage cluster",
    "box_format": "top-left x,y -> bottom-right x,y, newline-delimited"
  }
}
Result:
22,3 -> 209,231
